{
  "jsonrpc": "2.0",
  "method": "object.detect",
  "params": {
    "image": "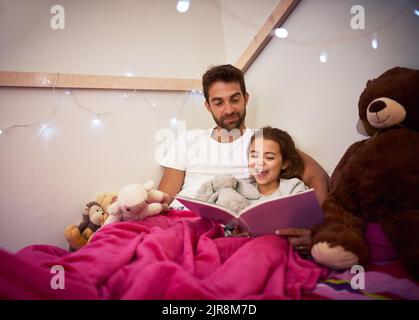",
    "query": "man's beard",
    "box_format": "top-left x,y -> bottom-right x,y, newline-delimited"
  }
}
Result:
211,109 -> 246,131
